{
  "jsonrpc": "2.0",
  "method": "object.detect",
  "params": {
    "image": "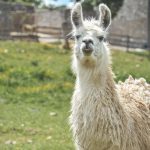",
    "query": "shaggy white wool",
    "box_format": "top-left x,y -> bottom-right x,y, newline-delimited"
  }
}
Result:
117,76 -> 150,105
70,2 -> 150,150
